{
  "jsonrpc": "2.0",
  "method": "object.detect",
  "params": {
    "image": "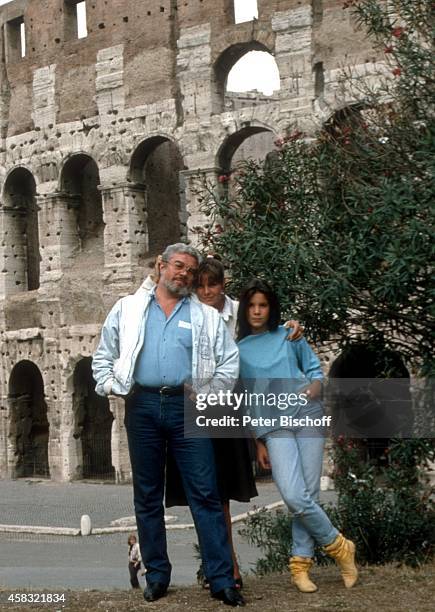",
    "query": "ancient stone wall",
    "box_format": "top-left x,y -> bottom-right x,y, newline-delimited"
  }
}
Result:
0,0 -> 381,481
